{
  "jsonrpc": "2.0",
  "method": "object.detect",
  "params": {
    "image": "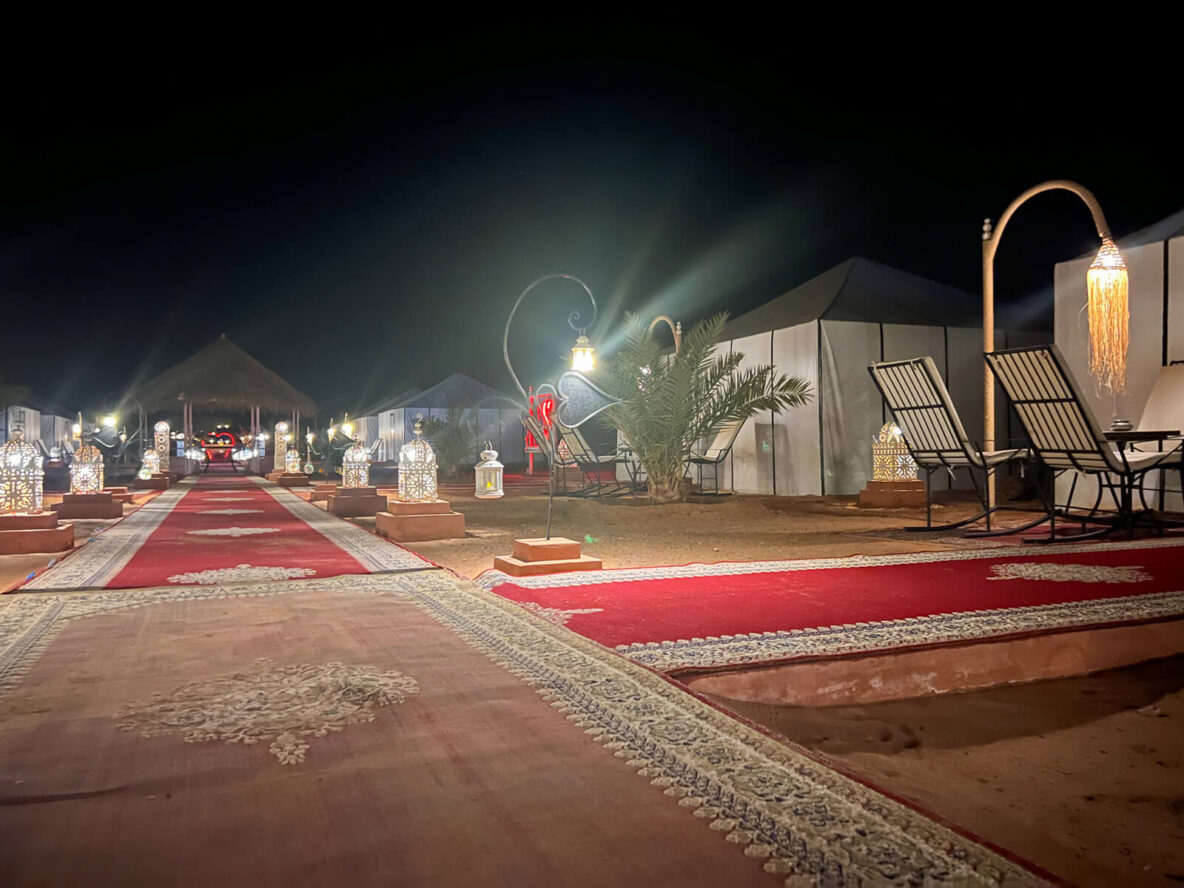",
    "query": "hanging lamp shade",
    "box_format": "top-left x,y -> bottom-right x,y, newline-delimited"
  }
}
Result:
1086,238 -> 1129,395
571,333 -> 595,372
